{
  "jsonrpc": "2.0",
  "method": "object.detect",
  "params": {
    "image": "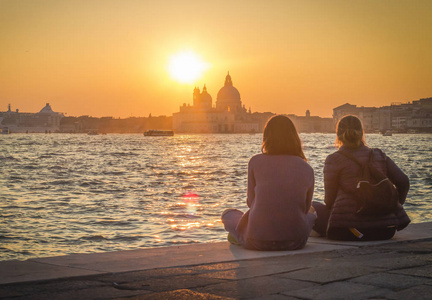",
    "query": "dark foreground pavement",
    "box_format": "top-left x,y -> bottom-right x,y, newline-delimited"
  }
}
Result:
1,238 -> 432,300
